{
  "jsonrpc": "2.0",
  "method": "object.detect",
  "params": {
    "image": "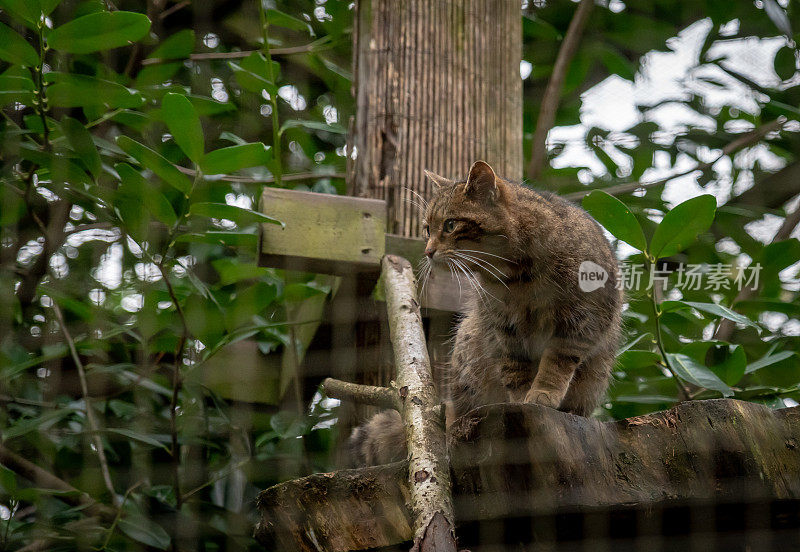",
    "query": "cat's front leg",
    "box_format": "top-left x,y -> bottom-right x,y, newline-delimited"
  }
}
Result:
524,348 -> 581,409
